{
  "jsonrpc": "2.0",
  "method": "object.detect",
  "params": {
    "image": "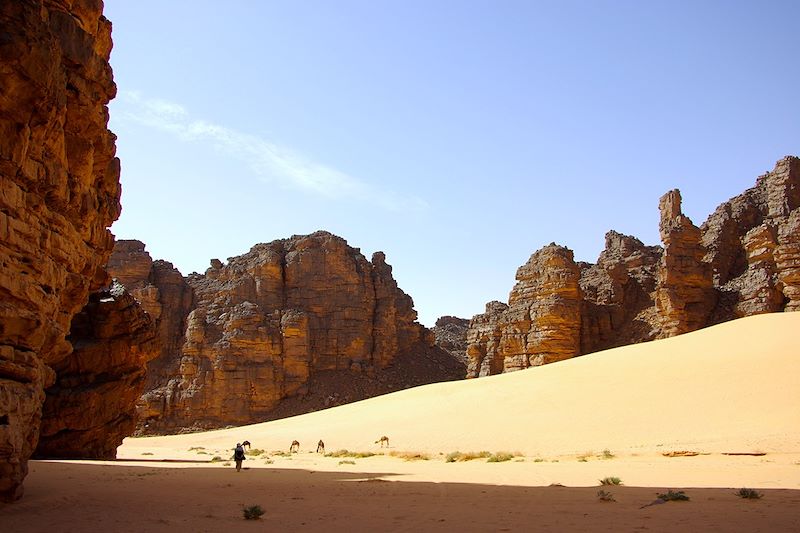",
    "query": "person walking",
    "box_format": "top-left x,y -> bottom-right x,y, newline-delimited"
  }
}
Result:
233,442 -> 246,472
